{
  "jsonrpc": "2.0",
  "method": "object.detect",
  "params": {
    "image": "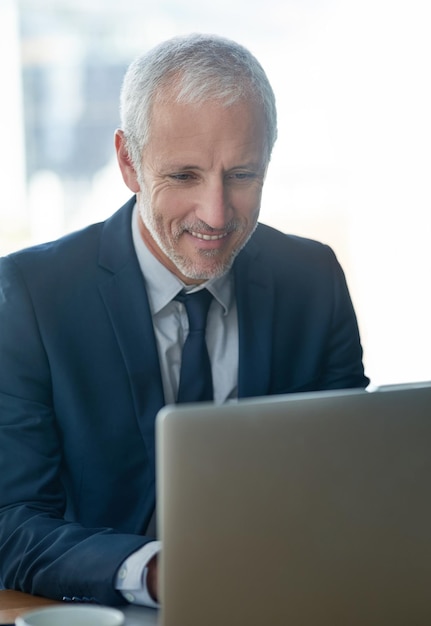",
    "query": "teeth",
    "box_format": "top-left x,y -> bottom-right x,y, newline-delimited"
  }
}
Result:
191,231 -> 227,241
